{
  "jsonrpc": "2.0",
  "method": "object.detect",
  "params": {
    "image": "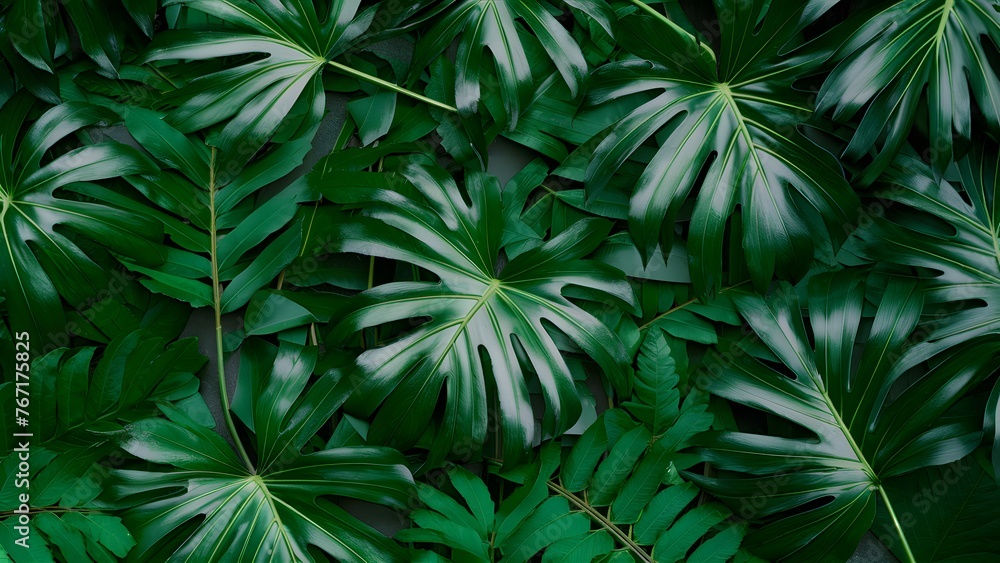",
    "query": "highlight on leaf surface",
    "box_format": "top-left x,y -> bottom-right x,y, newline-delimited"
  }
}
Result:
0,327 -> 207,561
400,330 -> 741,563
109,340 -> 416,562
817,0 -> 1000,183
320,154 -> 638,466
586,0 -> 856,296
690,270 -> 996,562
0,93 -> 160,354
